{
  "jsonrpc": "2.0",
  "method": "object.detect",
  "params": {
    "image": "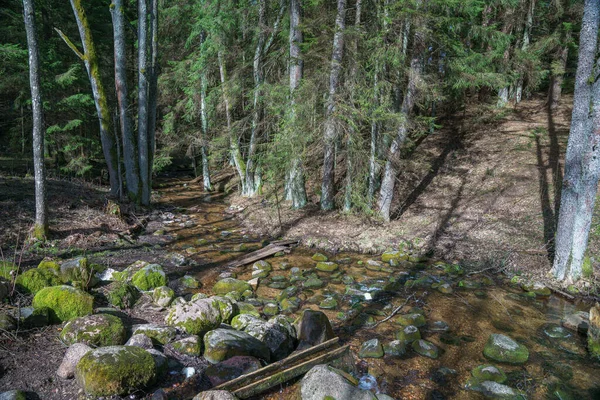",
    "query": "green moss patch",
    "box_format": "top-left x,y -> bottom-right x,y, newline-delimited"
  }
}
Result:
107,281 -> 139,309
16,268 -> 62,294
131,264 -> 167,291
60,314 -> 126,346
32,285 -> 93,323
